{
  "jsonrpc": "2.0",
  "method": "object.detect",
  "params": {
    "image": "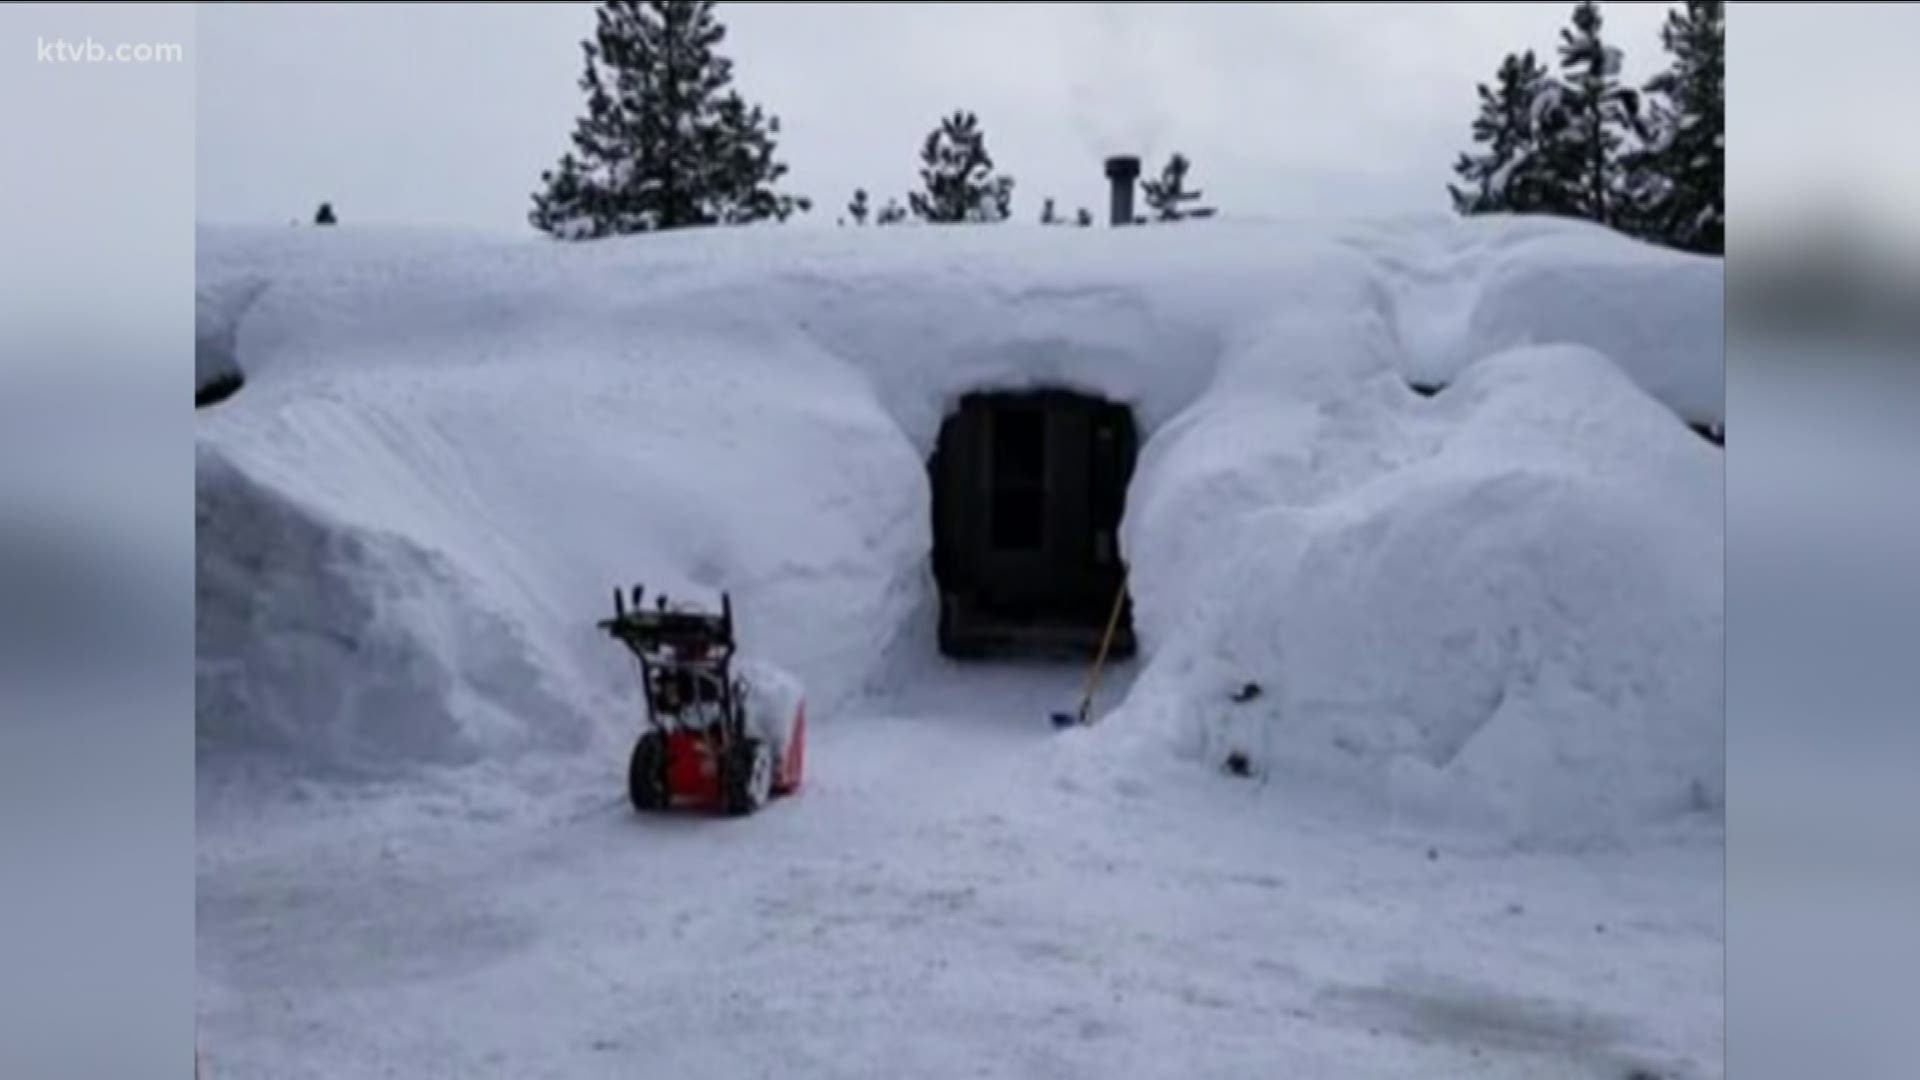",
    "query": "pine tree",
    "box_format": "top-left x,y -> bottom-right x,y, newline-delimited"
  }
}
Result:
1628,0 -> 1723,254
1074,207 -> 1094,228
1541,0 -> 1641,227
1040,197 -> 1059,225
876,197 -> 908,226
909,110 -> 1015,224
1448,51 -> 1562,215
847,188 -> 870,225
1141,153 -> 1210,221
529,1 -> 808,239
313,202 -> 337,226
710,91 -> 807,225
